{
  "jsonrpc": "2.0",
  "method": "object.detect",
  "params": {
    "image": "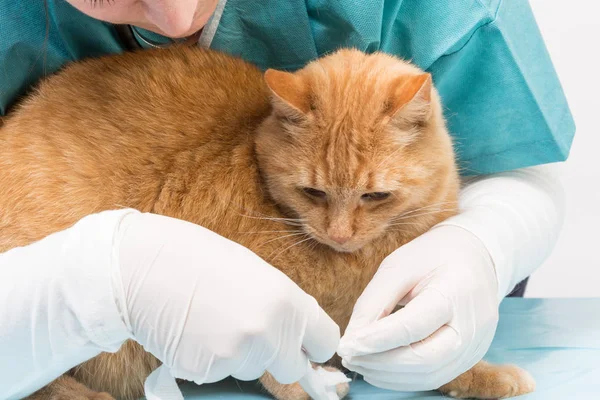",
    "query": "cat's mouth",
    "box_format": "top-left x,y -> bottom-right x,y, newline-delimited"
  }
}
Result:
306,230 -> 365,253
328,242 -> 361,253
